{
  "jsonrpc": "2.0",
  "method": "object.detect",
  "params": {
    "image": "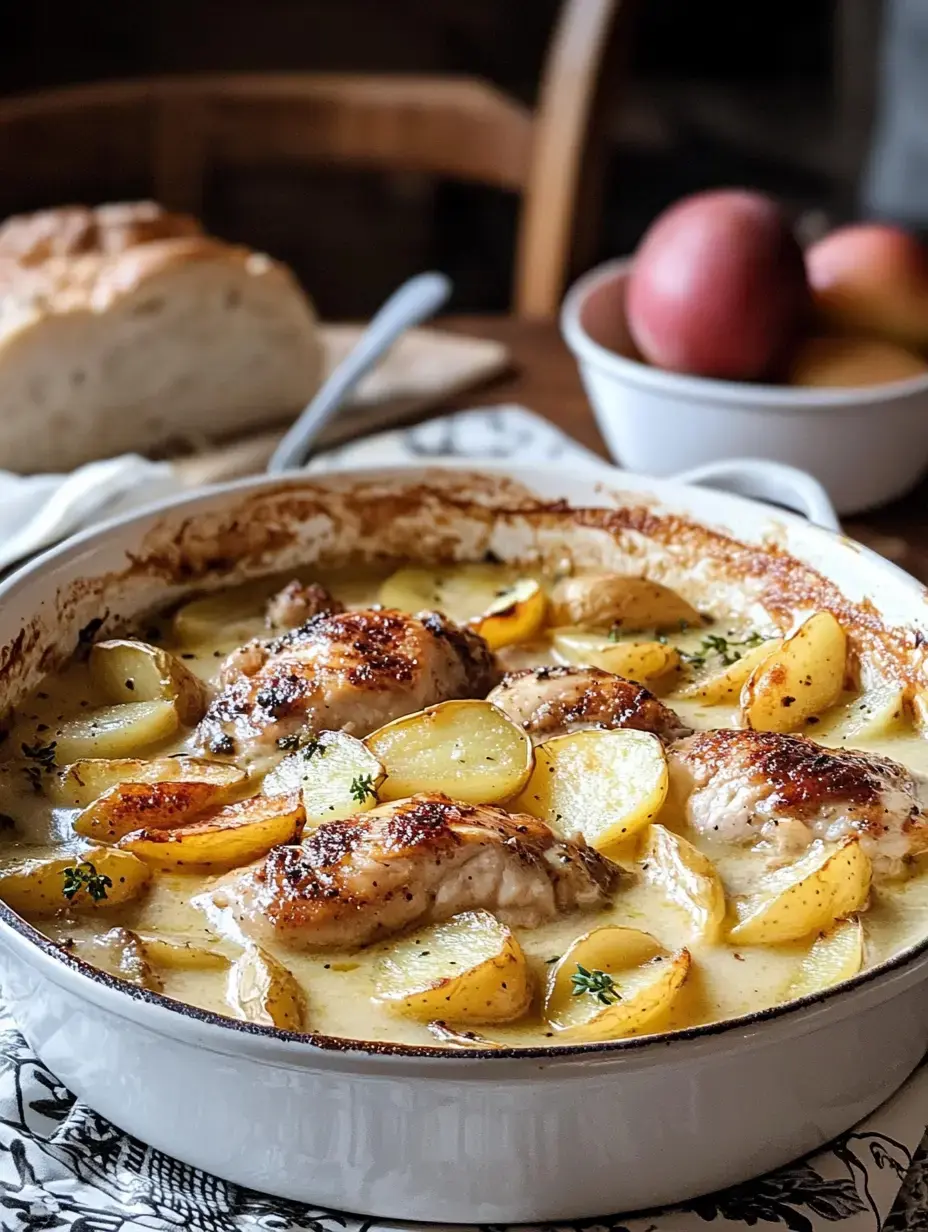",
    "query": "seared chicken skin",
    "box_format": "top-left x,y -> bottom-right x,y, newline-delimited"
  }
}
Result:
197,608 -> 498,761
488,665 -> 691,743
265,580 -> 343,630
234,793 -> 621,949
670,728 -> 928,875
